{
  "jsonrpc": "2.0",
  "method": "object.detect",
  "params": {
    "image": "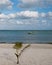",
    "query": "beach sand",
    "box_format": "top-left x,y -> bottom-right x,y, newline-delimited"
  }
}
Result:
0,43 -> 52,65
